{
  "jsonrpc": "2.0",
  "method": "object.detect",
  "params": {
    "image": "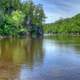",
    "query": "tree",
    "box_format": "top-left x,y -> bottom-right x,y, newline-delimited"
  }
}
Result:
0,0 -> 45,37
